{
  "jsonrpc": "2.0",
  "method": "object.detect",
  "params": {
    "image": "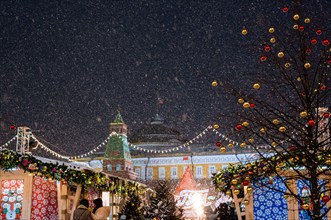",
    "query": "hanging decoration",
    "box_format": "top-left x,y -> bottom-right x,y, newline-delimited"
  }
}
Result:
0,149 -> 144,194
0,136 -> 17,150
